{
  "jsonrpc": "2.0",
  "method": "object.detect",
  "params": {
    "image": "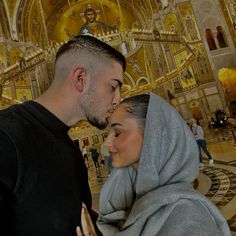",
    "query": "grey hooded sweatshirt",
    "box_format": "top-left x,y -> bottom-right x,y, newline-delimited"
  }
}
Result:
97,93 -> 231,236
